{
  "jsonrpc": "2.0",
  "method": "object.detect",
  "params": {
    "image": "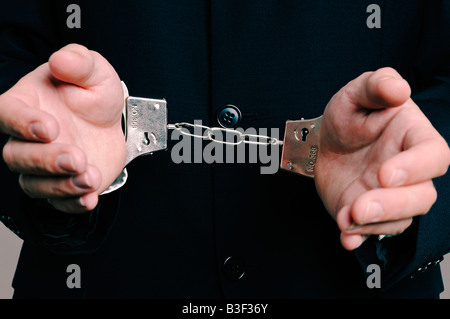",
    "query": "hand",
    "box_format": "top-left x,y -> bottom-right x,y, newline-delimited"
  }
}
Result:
1,44 -> 126,213
315,67 -> 450,250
